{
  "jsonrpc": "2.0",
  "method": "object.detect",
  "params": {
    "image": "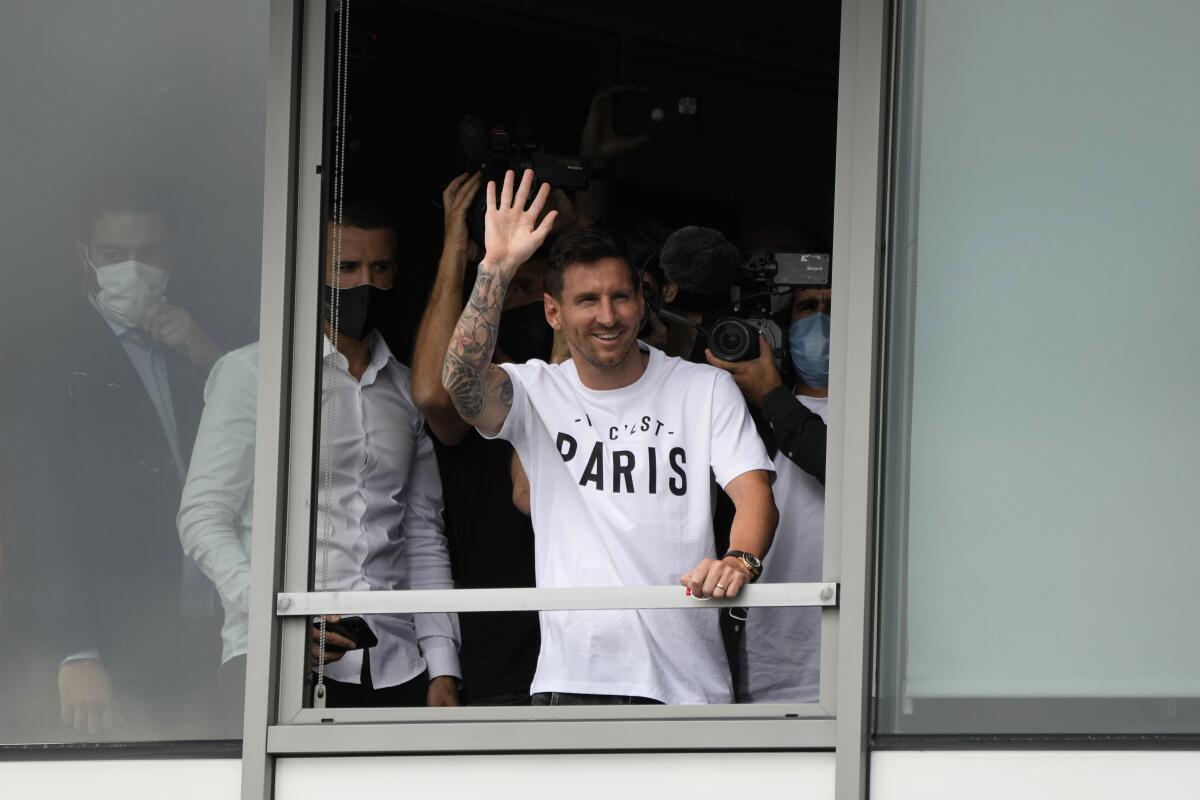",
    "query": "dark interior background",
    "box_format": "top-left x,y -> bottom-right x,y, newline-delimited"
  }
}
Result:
335,0 -> 842,358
